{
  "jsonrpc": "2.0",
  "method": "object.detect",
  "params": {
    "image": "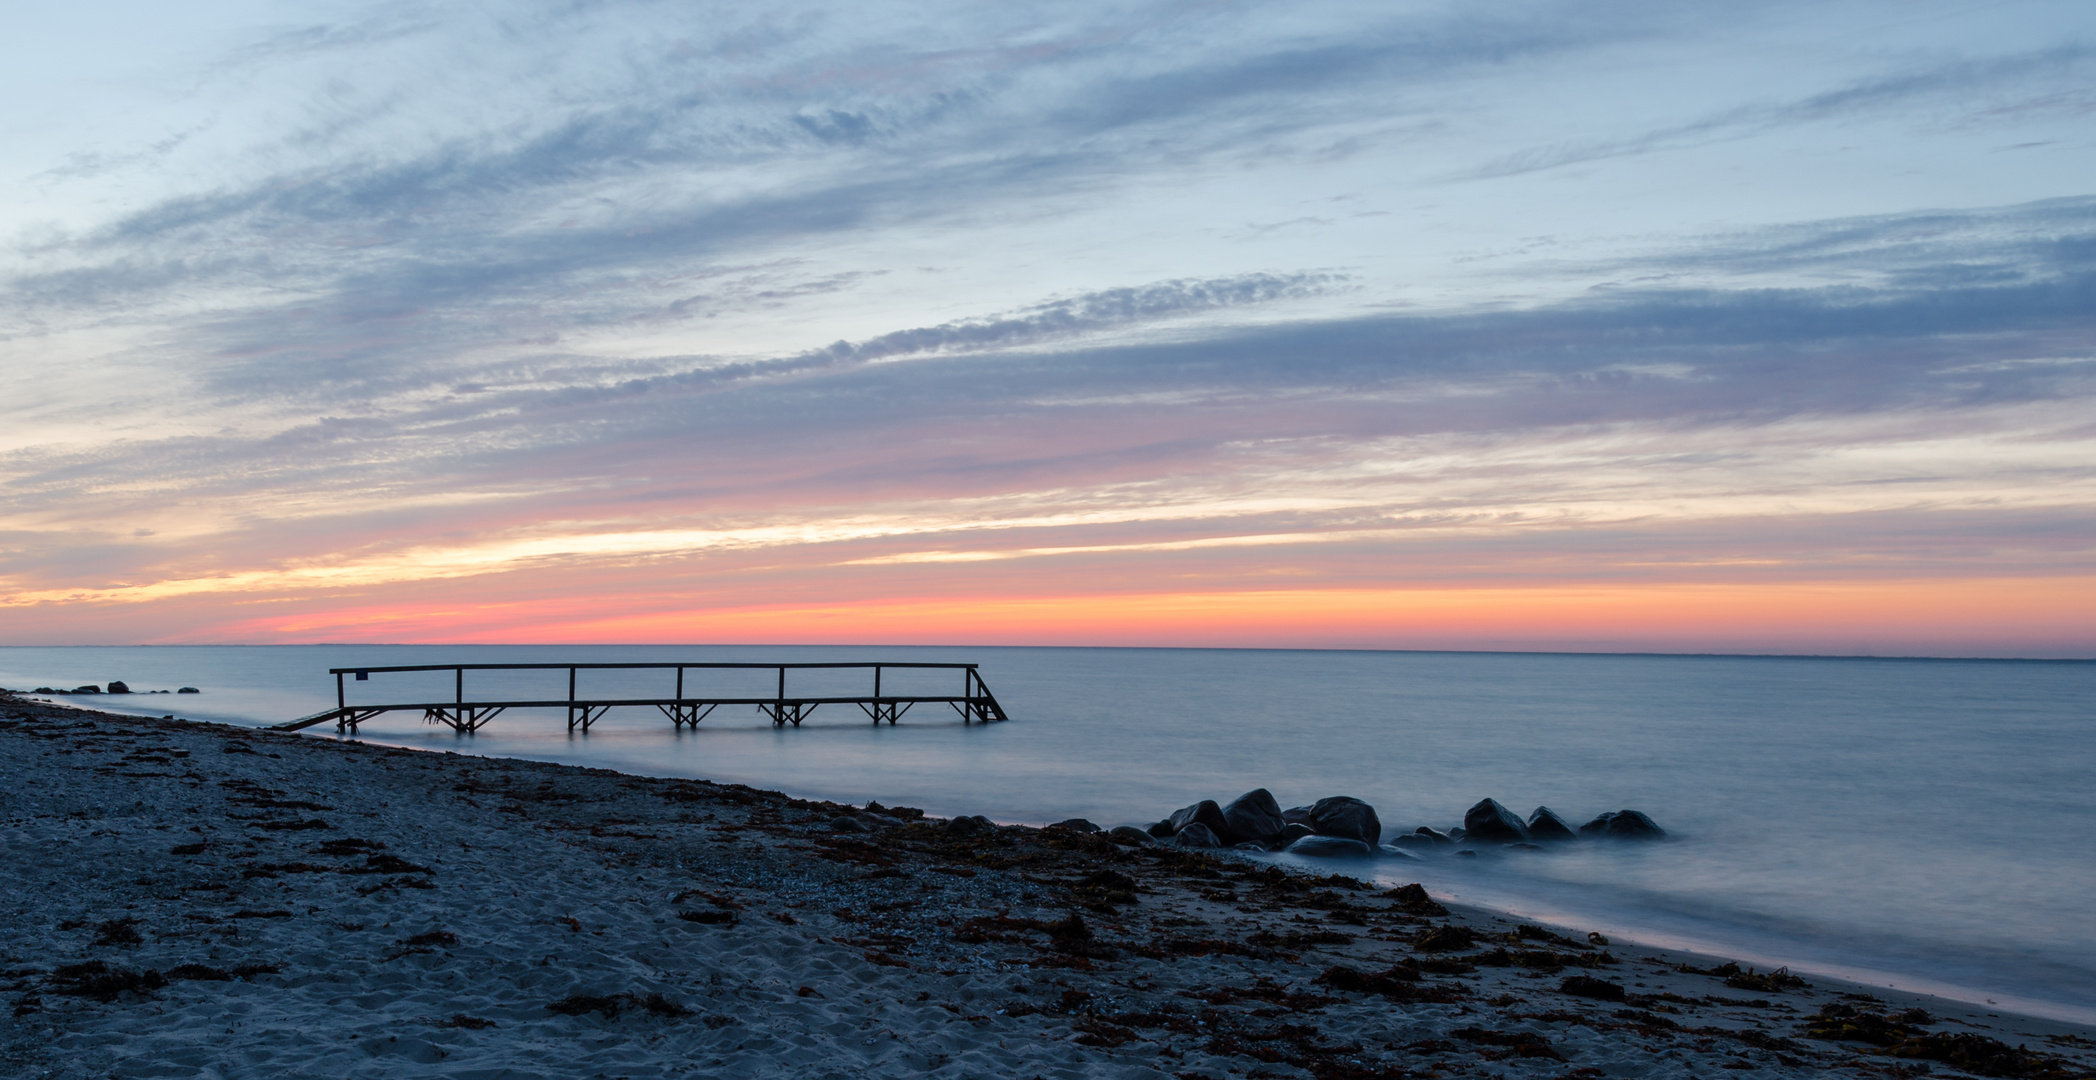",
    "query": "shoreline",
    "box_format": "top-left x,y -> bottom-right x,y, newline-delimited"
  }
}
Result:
5,693 -> 2093,1079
